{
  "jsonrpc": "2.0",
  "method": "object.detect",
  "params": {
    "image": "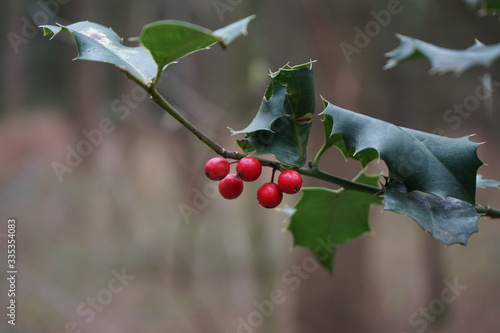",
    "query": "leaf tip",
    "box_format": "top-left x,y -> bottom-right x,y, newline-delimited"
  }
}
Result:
473,39 -> 485,47
319,96 -> 329,108
382,60 -> 396,71
213,14 -> 256,46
